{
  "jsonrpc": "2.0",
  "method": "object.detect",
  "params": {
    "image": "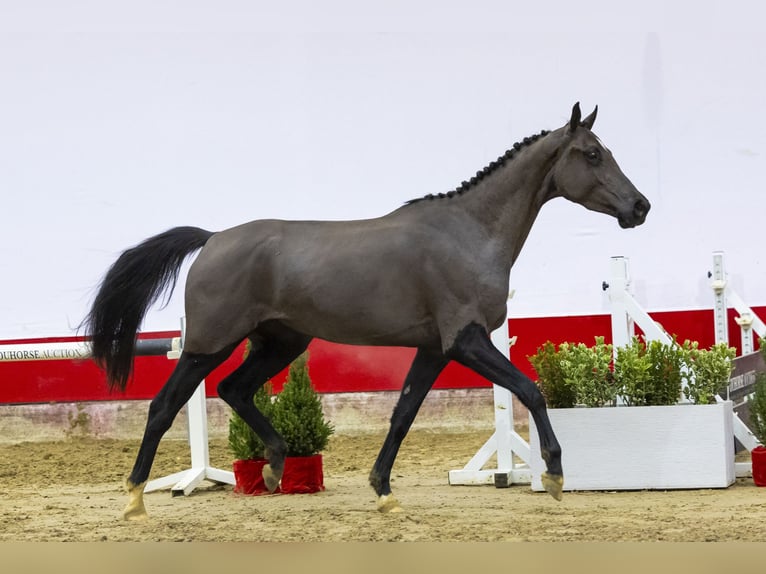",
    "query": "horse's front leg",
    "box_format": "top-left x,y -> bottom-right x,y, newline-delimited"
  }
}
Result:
447,322 -> 564,501
370,348 -> 448,513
